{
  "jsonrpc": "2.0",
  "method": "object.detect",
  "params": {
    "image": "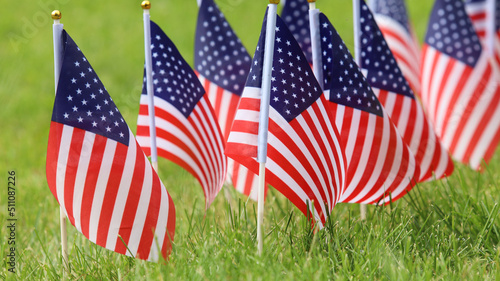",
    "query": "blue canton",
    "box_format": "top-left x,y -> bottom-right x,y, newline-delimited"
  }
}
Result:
194,0 -> 251,96
319,13 -> 383,117
281,0 -> 313,64
144,21 -> 205,118
246,12 -> 322,122
372,0 -> 411,33
425,0 -> 482,67
359,0 -> 414,98
52,31 -> 129,145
